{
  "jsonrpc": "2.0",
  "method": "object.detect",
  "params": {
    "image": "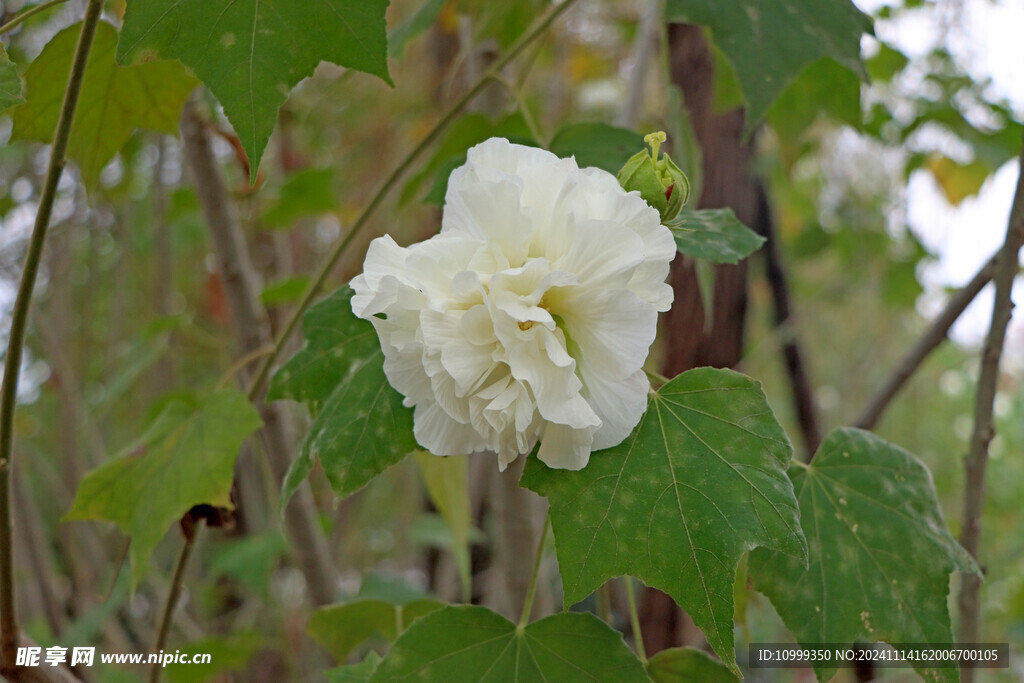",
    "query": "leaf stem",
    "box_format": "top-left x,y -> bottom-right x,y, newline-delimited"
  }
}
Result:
149,526 -> 200,683
517,513 -> 550,630
245,0 -> 580,401
624,577 -> 647,664
0,0 -> 104,672
0,0 -> 71,36
214,344 -> 274,390
487,74 -> 547,147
